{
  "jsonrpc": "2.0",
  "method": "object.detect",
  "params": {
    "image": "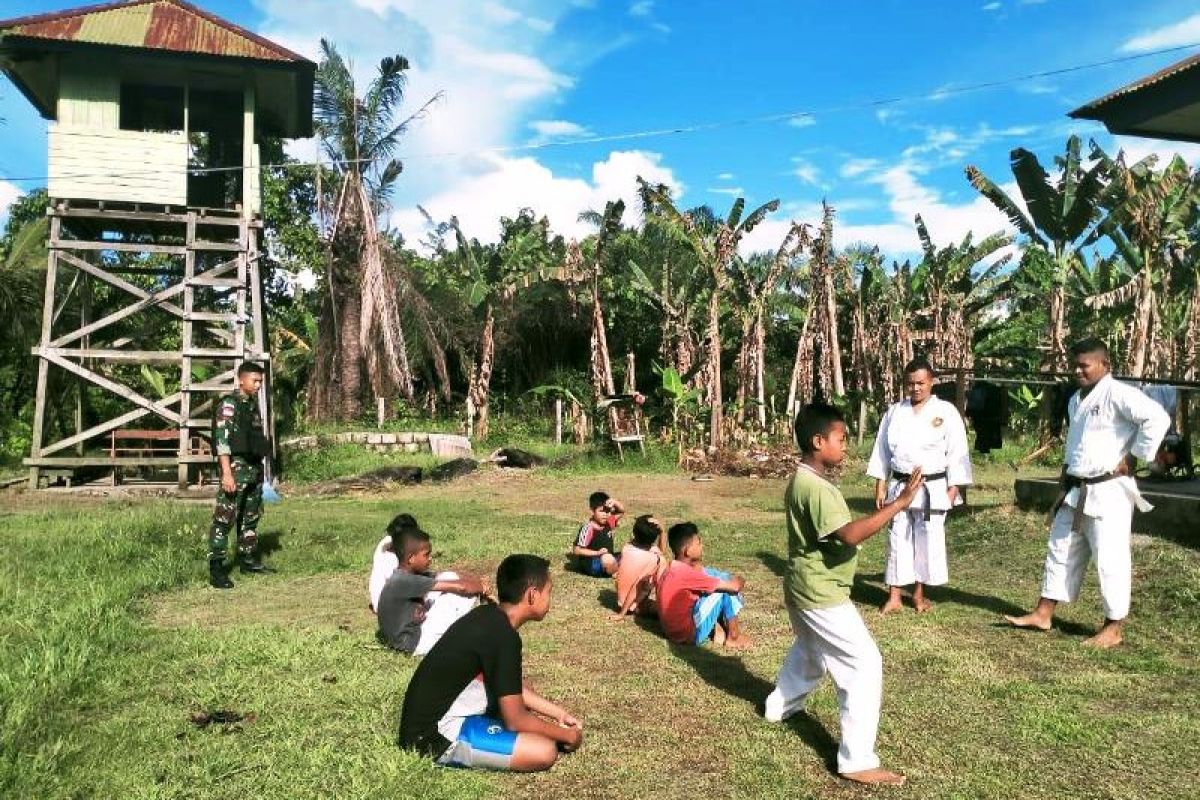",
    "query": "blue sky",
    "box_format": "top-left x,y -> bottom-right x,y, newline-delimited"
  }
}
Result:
3,0 -> 1200,258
